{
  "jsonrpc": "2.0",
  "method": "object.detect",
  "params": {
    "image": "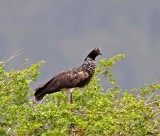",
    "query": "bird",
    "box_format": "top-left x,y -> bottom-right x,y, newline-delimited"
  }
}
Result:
34,48 -> 102,101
